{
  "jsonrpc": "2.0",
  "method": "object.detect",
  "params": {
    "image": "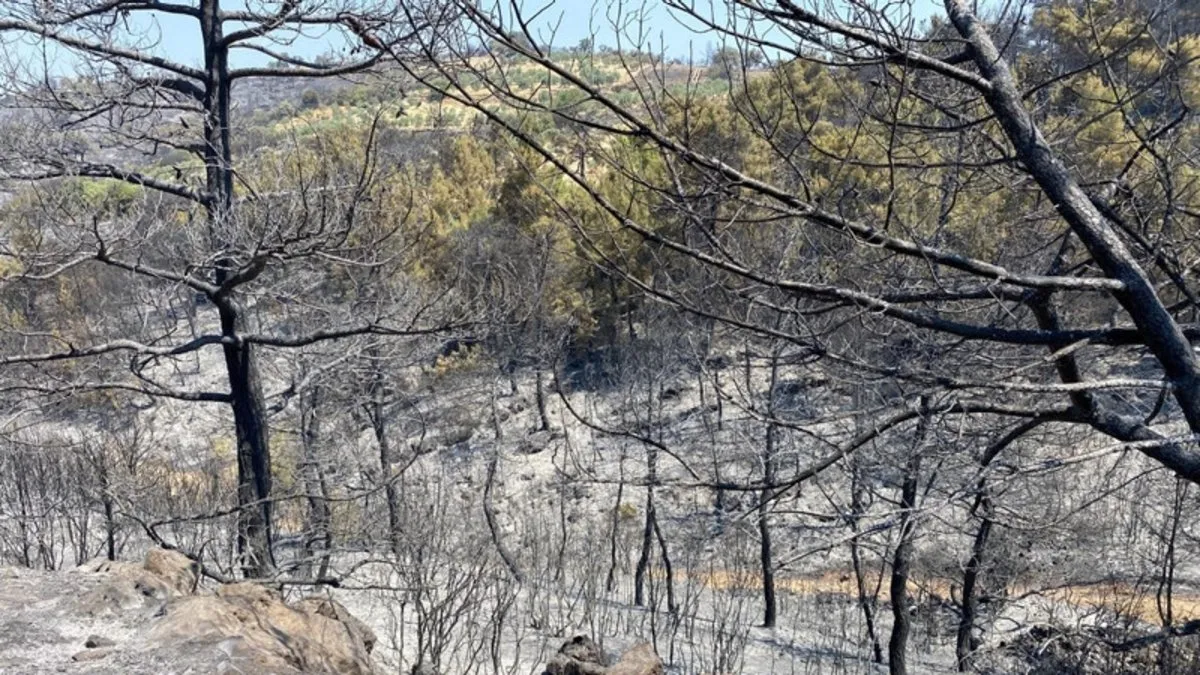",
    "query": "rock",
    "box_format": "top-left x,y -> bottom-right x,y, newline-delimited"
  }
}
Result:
75,548 -> 199,617
213,580 -> 276,604
411,663 -> 439,675
84,634 -> 116,648
150,582 -> 375,674
704,354 -> 731,370
141,549 -> 198,596
71,648 -> 114,662
1,555 -> 381,674
77,563 -> 172,617
561,635 -> 604,663
543,638 -> 663,675
609,642 -> 663,675
443,424 -> 475,447
544,635 -> 607,675
544,657 -> 607,675
294,595 -> 377,653
519,430 -> 554,454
